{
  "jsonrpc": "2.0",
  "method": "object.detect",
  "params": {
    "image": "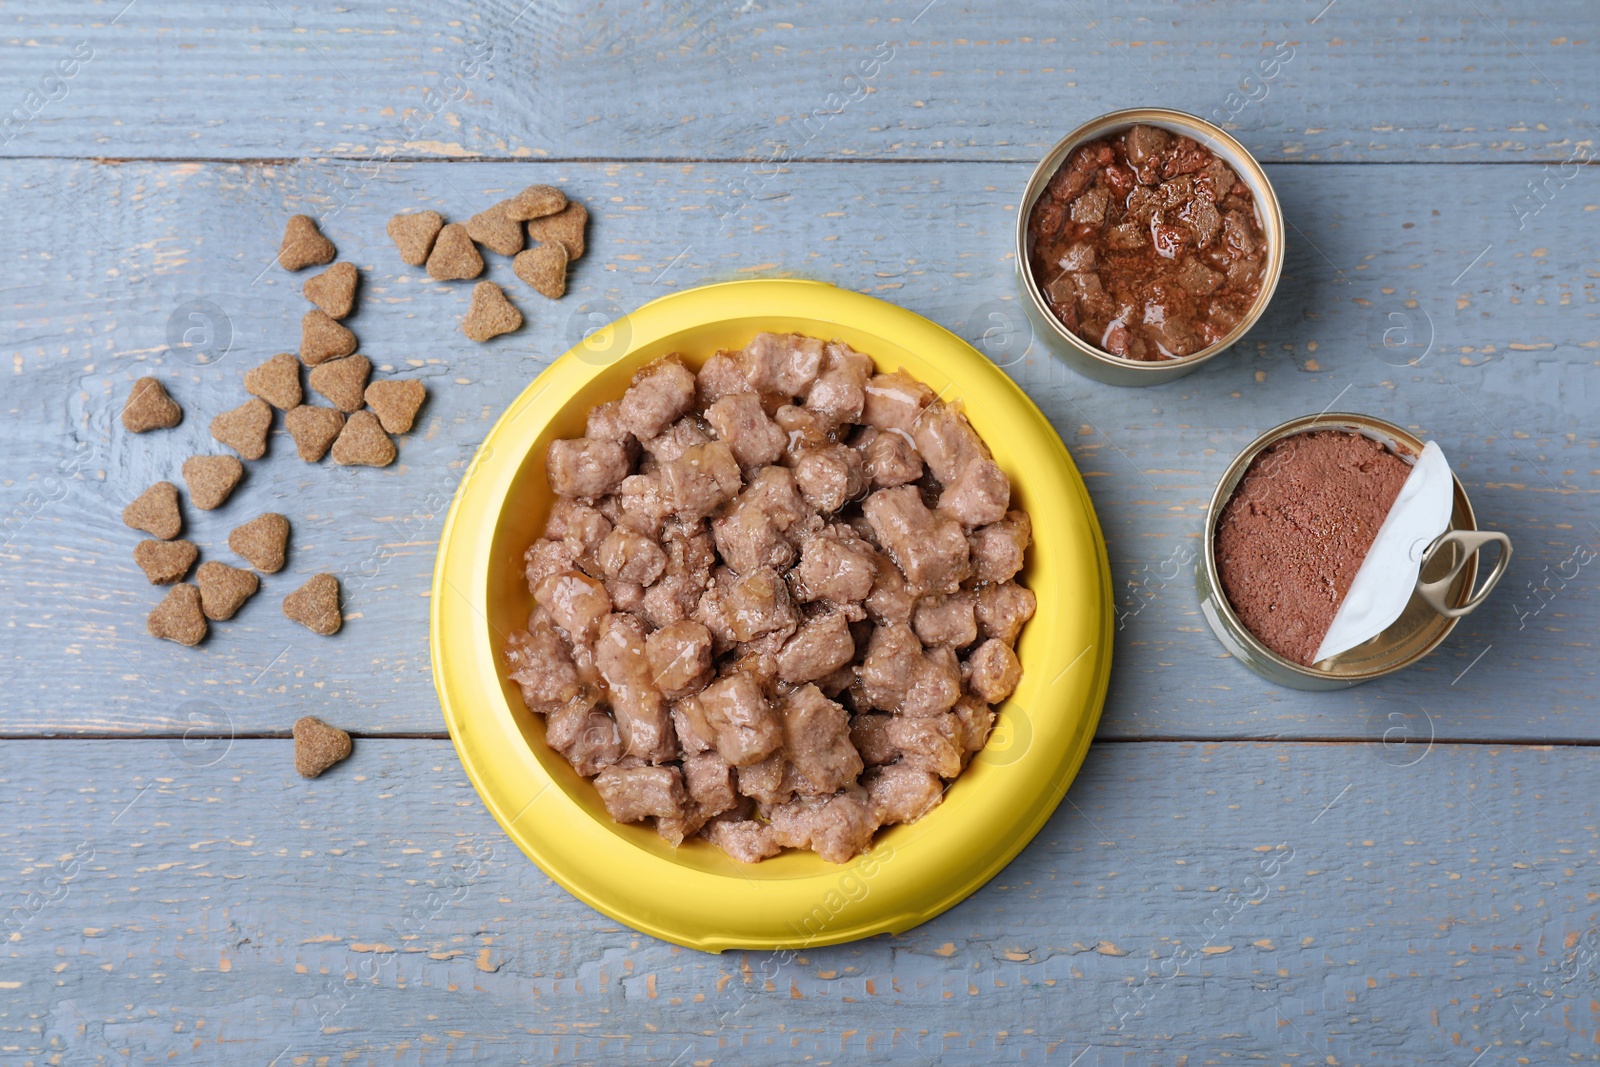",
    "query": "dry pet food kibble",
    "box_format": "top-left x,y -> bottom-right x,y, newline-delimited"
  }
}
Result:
465,201 -> 524,257
525,201 -> 587,260
303,261 -> 359,319
278,214 -> 336,271
284,405 -> 345,462
196,560 -> 259,621
308,355 -> 371,414
299,309 -> 358,366
462,280 -> 522,342
244,353 -> 303,411
505,184 -> 567,221
123,481 -> 183,540
121,377 -> 182,433
514,243 -> 568,300
387,210 -> 444,266
181,454 -> 244,510
426,223 -> 484,281
331,410 -> 396,467
210,398 -> 273,461
283,573 -> 342,635
147,583 -> 206,646
363,379 -> 426,435
293,715 -> 352,777
229,512 -> 289,573
133,539 -> 198,584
